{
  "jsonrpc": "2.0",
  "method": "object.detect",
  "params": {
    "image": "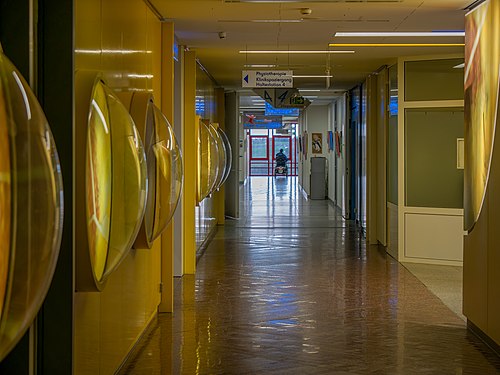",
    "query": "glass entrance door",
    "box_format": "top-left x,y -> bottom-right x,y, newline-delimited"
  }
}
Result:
273,136 -> 296,176
249,136 -> 269,176
273,136 -> 291,175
